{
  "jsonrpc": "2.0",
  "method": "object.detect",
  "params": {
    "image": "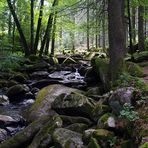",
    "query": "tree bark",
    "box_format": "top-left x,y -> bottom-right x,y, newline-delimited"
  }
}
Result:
34,0 -> 44,54
87,0 -> 90,51
30,0 -> 34,53
138,5 -> 144,51
132,7 -> 136,43
7,0 -> 30,56
108,0 -> 126,82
